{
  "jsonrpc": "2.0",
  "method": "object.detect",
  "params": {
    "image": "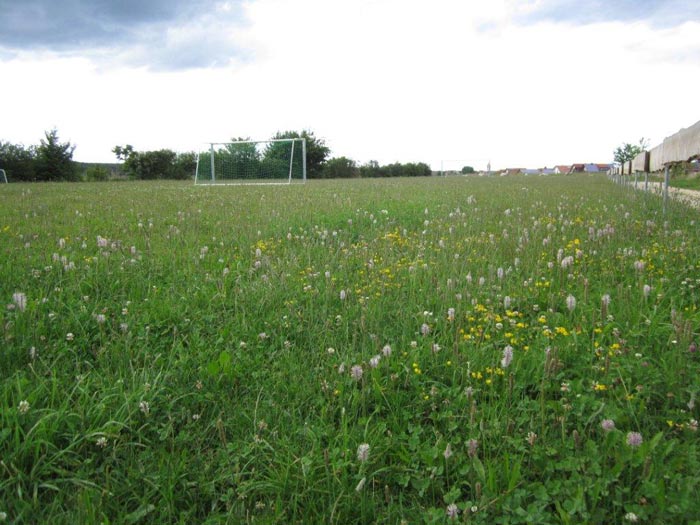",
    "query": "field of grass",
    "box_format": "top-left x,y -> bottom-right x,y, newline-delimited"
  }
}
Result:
1,175 -> 699,524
